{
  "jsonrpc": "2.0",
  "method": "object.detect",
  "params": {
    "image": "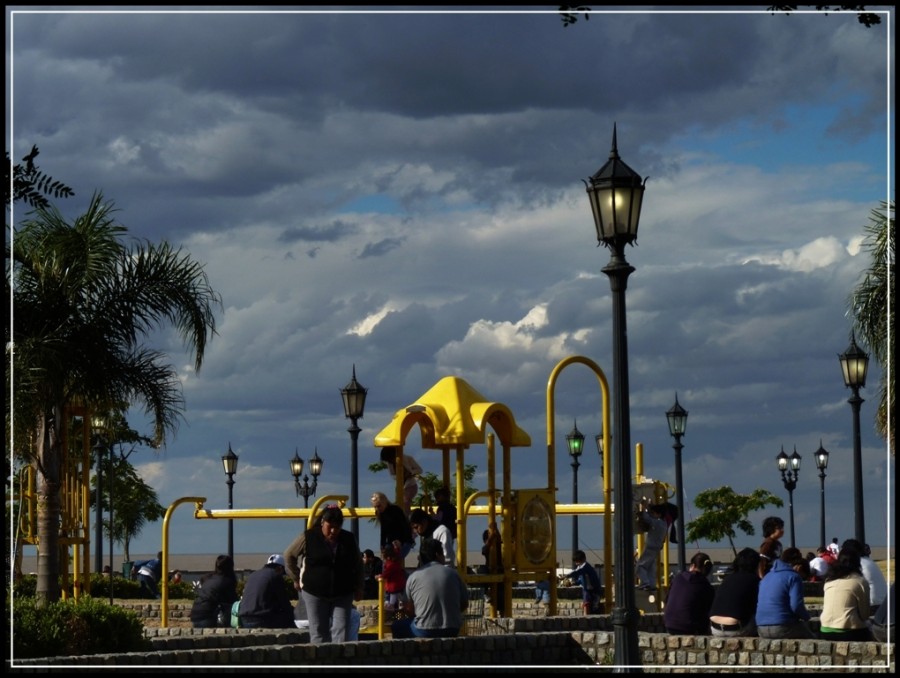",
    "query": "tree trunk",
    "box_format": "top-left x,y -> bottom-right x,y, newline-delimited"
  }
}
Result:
35,407 -> 62,605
